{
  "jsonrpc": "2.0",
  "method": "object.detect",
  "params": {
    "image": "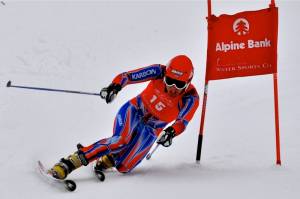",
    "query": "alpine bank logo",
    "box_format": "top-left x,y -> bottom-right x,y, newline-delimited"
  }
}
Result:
233,18 -> 249,36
